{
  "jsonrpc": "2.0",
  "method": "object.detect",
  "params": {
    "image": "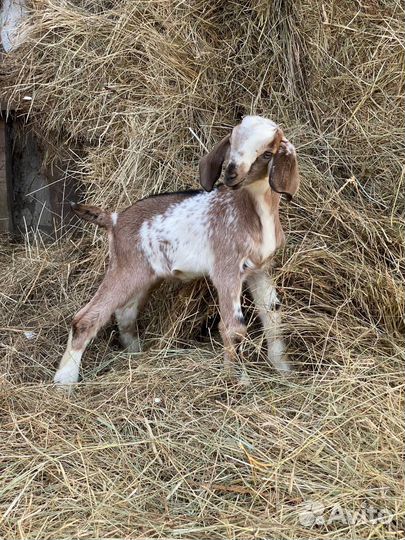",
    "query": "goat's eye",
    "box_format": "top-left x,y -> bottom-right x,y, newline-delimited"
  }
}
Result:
263,151 -> 273,159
